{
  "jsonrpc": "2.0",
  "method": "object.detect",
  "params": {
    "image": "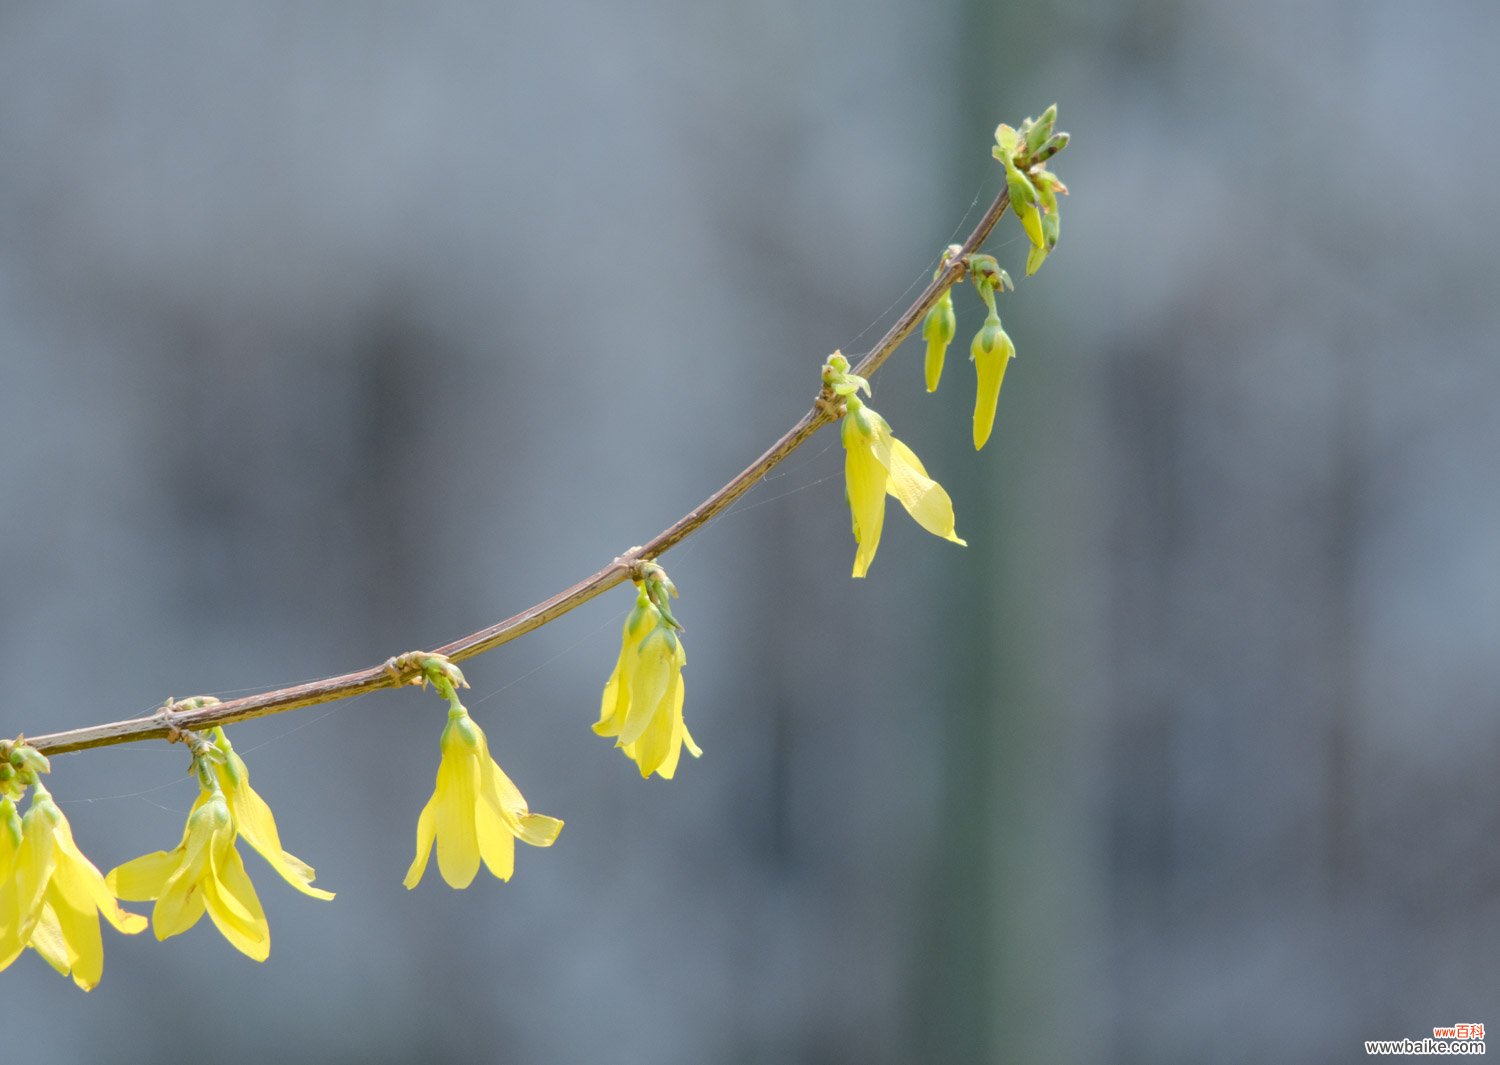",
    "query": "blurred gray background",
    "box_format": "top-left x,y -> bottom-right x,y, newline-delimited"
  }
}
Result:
3,2 -> 1498,1062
